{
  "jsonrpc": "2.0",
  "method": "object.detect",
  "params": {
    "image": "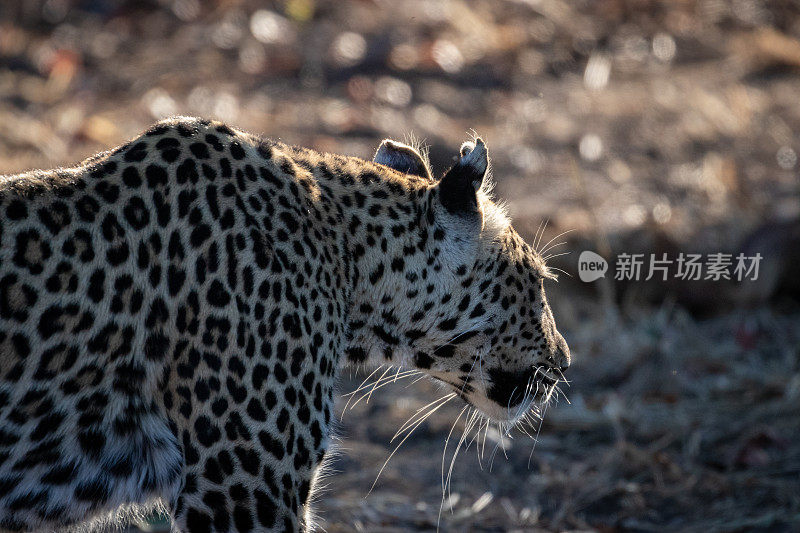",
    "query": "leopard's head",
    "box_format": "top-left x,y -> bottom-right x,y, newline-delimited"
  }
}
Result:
361,137 -> 570,423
